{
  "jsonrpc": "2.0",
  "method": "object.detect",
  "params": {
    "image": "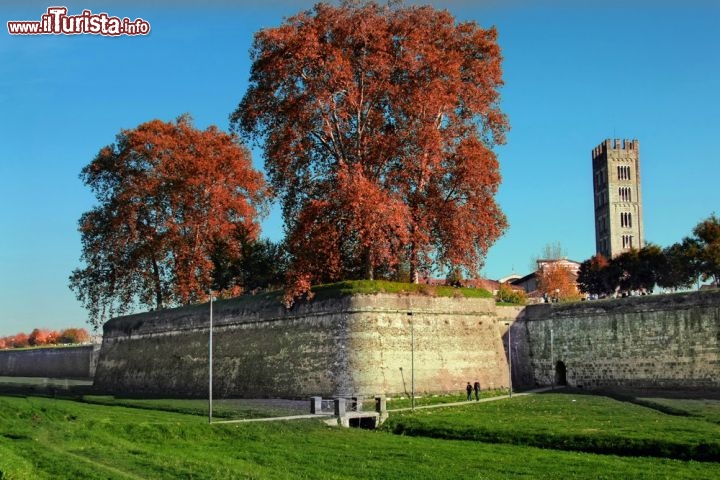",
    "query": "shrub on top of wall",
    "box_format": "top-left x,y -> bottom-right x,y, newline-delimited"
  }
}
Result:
310,280 -> 492,302
496,284 -> 526,305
